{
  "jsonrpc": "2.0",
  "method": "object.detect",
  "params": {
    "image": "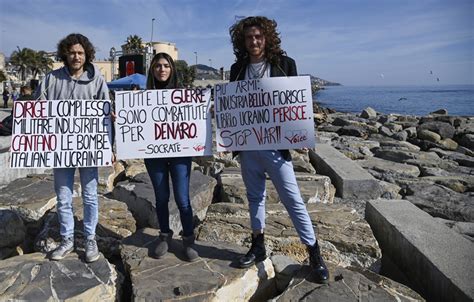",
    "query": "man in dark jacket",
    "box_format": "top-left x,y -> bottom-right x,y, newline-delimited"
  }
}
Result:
228,16 -> 329,283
